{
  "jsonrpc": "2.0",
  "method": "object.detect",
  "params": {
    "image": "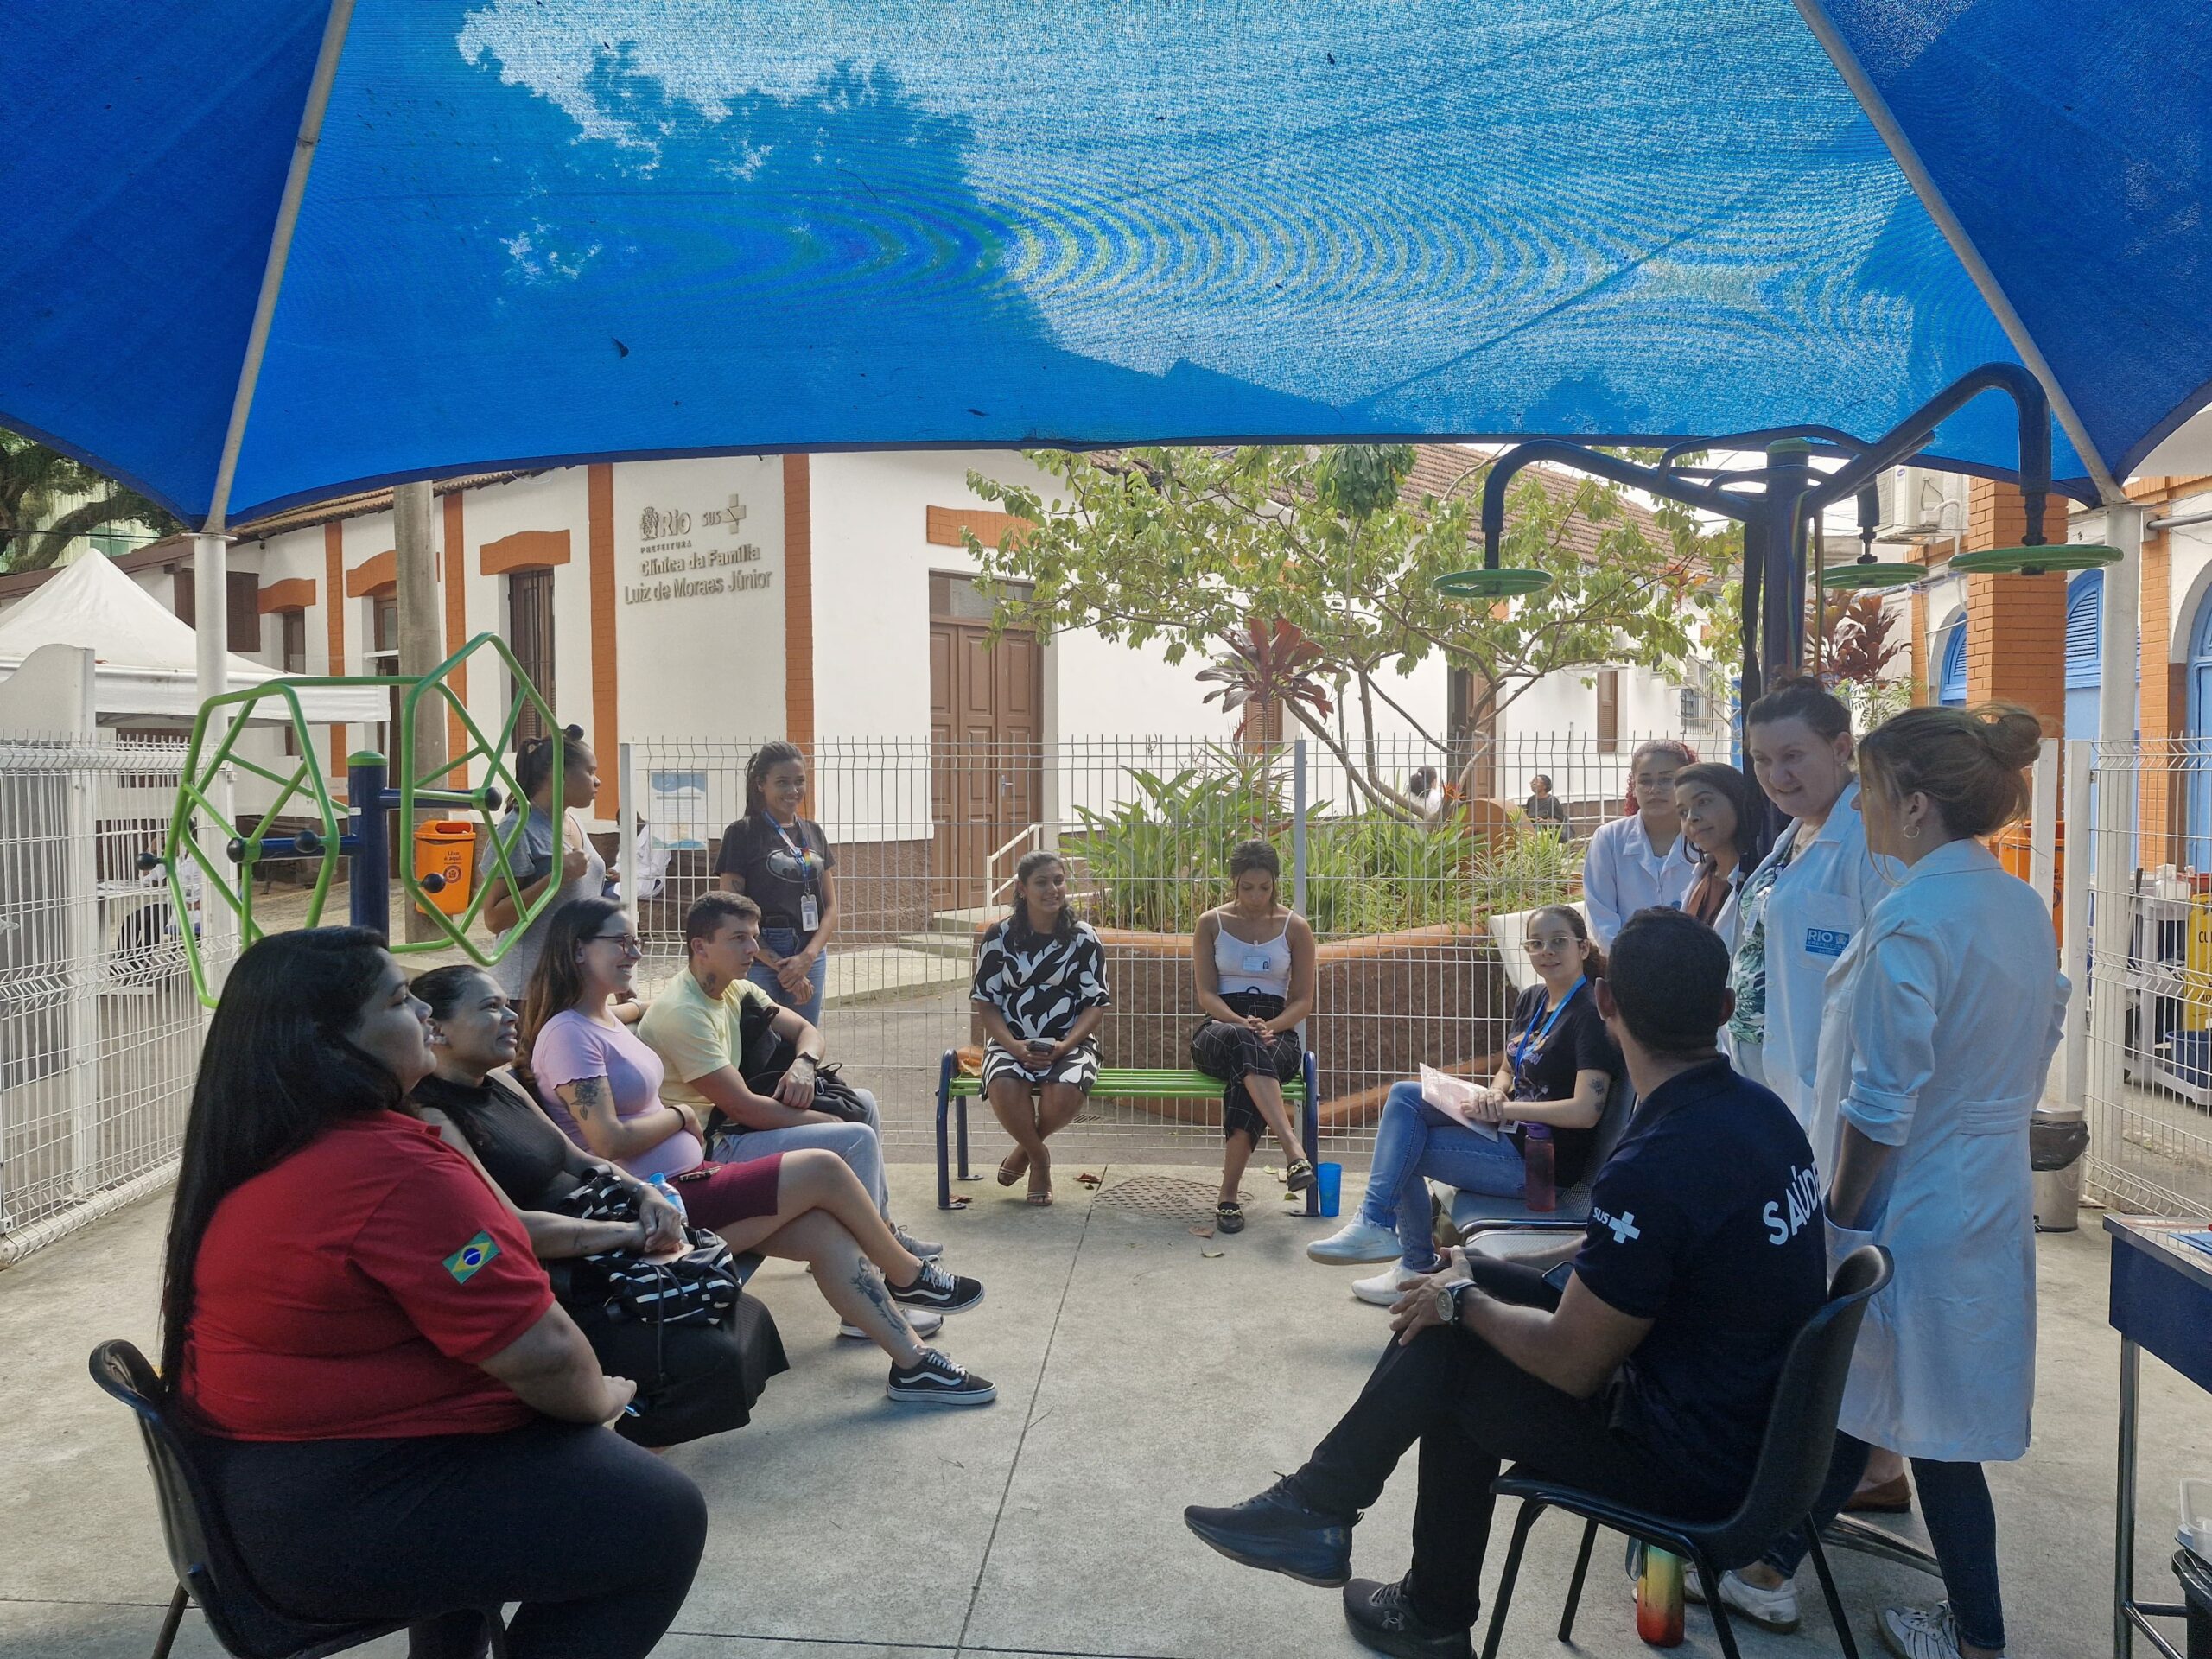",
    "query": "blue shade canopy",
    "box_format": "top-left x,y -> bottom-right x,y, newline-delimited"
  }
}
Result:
1,0 -> 2207,529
